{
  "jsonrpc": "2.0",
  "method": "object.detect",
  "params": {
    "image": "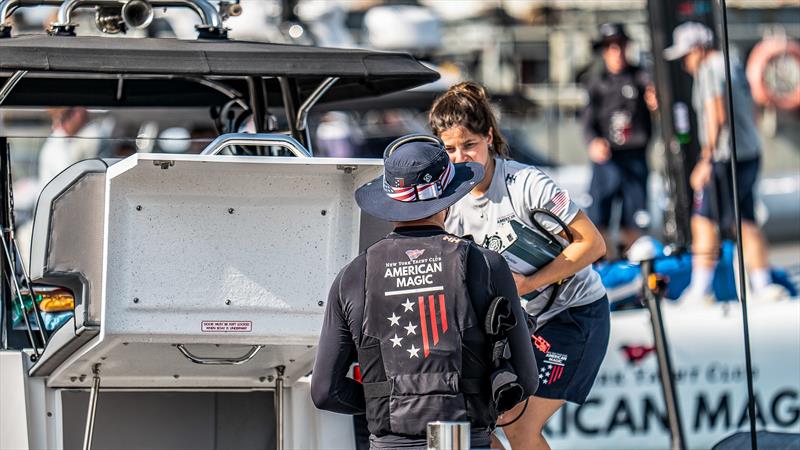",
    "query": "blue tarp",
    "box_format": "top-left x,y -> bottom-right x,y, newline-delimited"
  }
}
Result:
597,240 -> 797,310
